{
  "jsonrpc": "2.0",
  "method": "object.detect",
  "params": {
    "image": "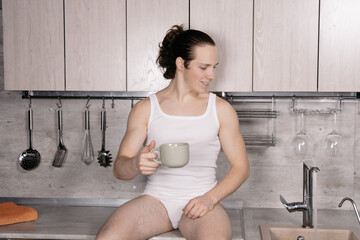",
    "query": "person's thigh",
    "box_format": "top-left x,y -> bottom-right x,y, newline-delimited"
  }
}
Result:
96,195 -> 173,240
178,203 -> 232,240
